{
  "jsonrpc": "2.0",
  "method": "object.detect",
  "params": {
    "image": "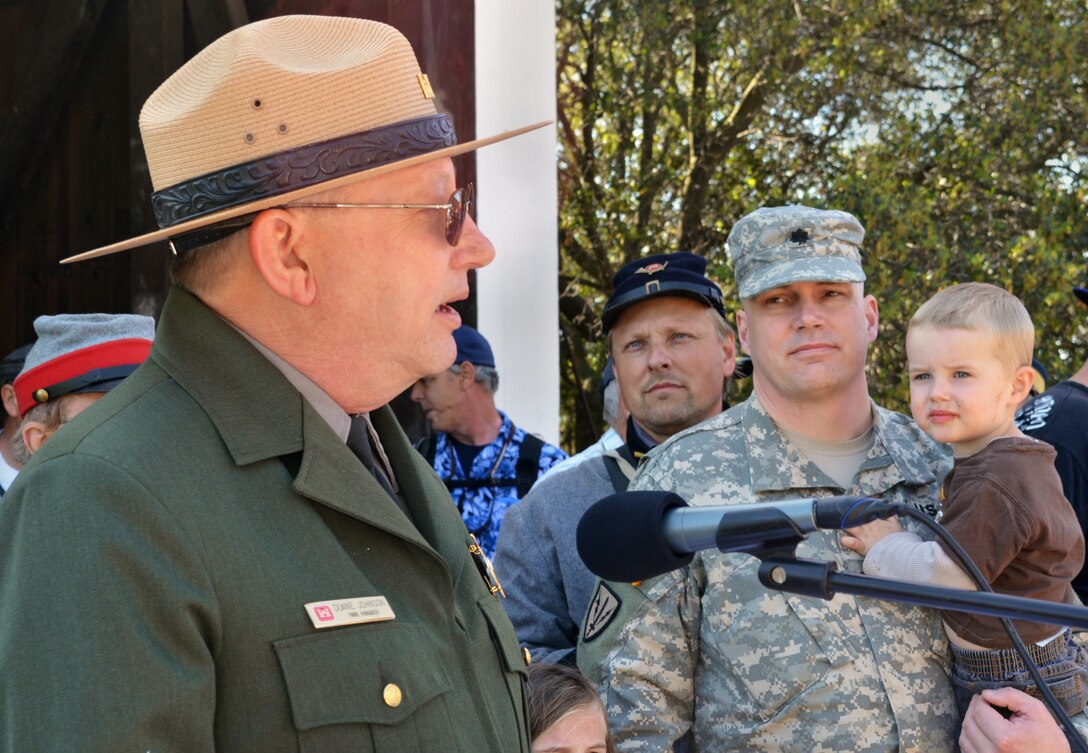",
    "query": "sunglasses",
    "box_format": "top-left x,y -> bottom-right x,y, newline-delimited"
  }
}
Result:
286,183 -> 475,246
